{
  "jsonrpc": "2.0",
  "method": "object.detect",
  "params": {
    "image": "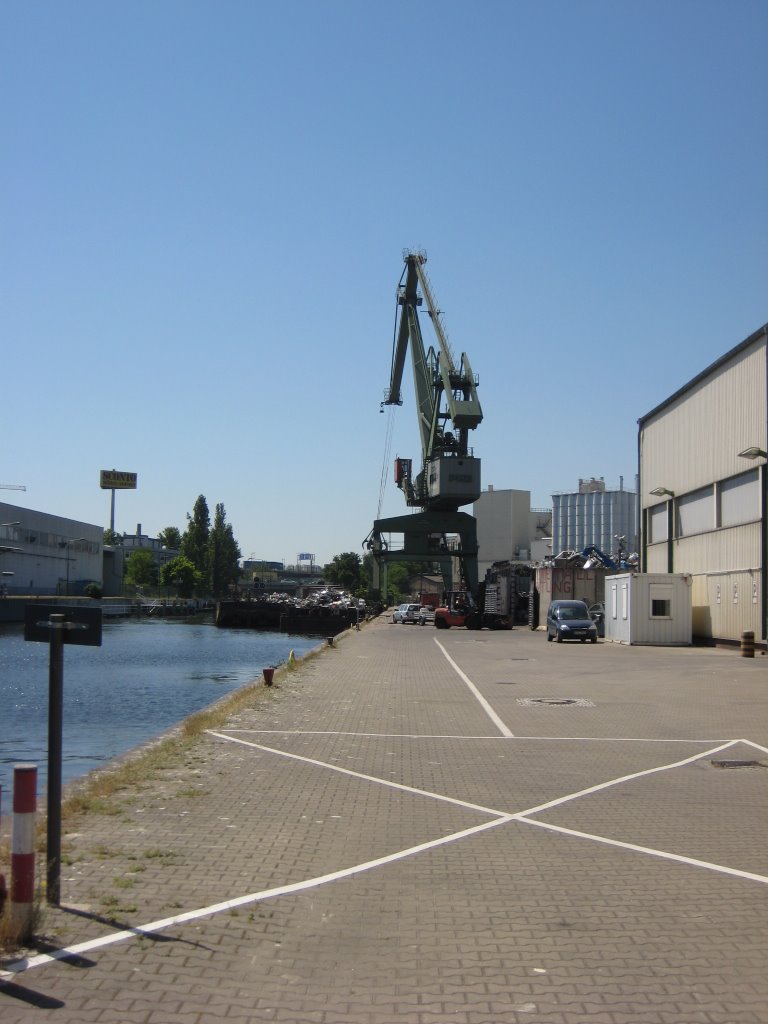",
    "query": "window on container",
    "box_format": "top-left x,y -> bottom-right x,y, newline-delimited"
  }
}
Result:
675,485 -> 714,537
718,469 -> 760,527
649,584 -> 673,618
648,503 -> 668,543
